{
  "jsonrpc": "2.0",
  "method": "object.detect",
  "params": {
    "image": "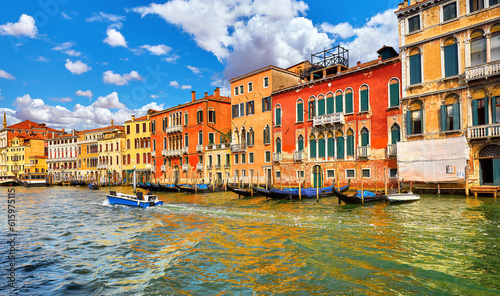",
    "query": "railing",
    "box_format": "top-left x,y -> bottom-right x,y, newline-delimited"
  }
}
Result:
468,123 -> 500,139
207,164 -> 213,170
231,143 -> 247,152
47,156 -> 77,162
162,149 -> 168,157
196,145 -> 203,152
163,149 -> 182,157
97,164 -> 109,169
465,60 -> 500,81
182,164 -> 189,171
182,146 -> 189,154
273,152 -> 282,163
206,143 -> 231,150
224,163 -> 230,169
387,144 -> 397,156
196,163 -> 203,171
294,150 -> 305,162
161,165 -> 167,172
215,163 -> 221,169
165,125 -> 182,134
357,146 -> 370,158
313,113 -> 345,127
